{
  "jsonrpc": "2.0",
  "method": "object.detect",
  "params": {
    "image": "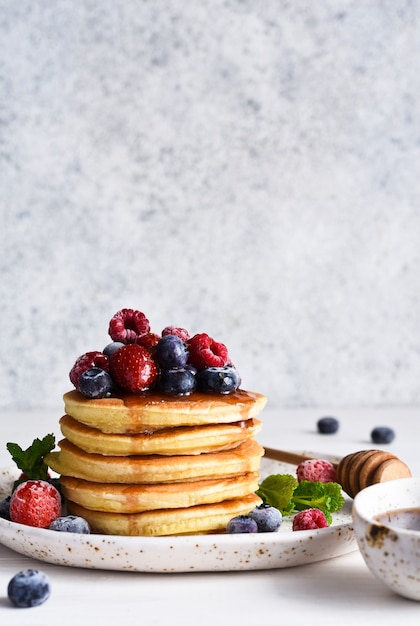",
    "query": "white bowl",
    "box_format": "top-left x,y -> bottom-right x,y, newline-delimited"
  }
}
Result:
352,476 -> 420,601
